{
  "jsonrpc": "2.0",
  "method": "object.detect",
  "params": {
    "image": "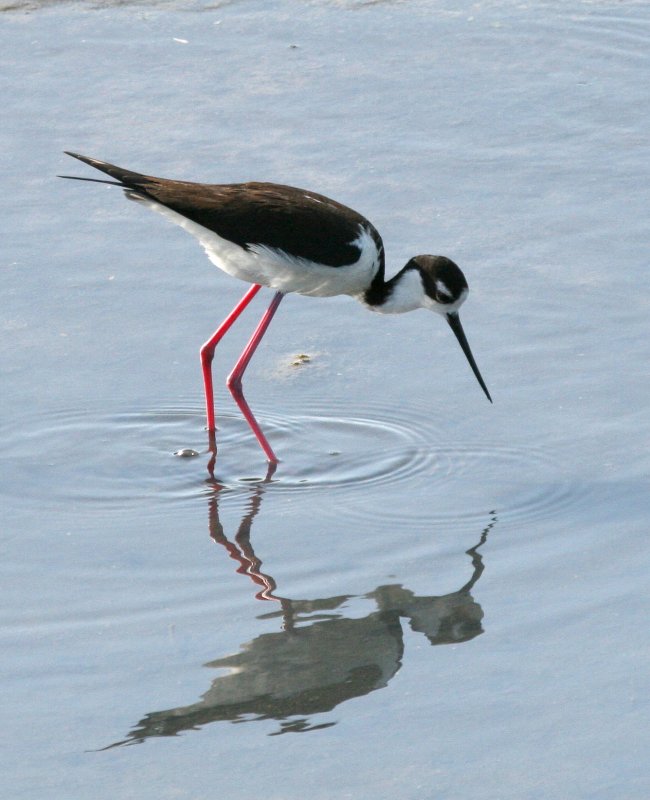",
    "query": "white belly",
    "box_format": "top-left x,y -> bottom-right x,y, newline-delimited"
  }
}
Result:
132,195 -> 380,298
